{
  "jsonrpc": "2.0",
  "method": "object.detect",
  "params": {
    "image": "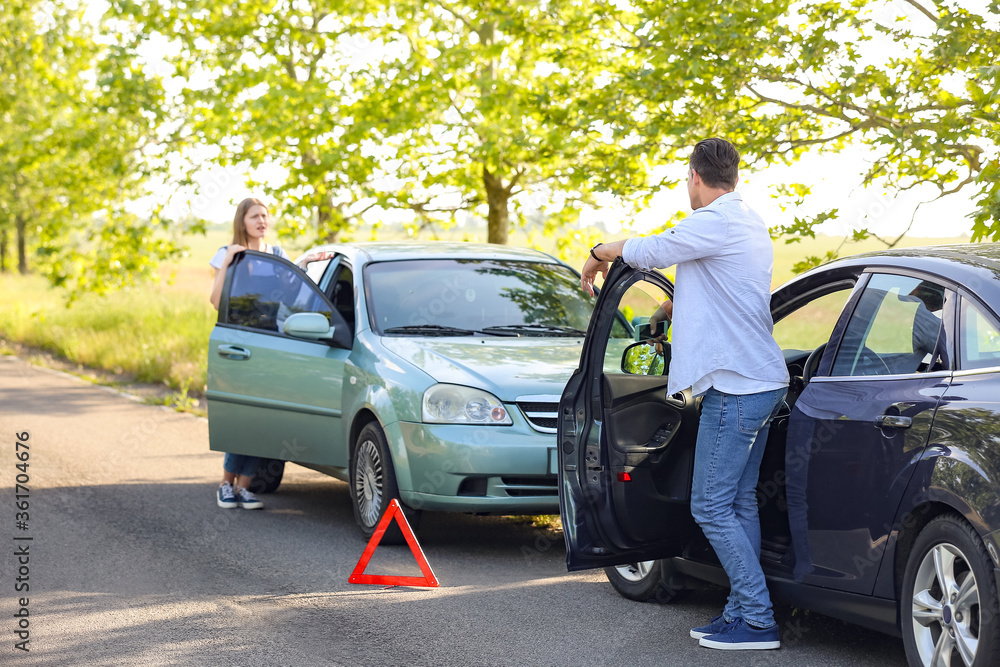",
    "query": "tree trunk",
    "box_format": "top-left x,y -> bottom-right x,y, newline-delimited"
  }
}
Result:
316,195 -> 345,244
477,20 -> 507,245
0,227 -> 7,272
317,206 -> 336,243
483,166 -> 509,245
16,214 -> 27,274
